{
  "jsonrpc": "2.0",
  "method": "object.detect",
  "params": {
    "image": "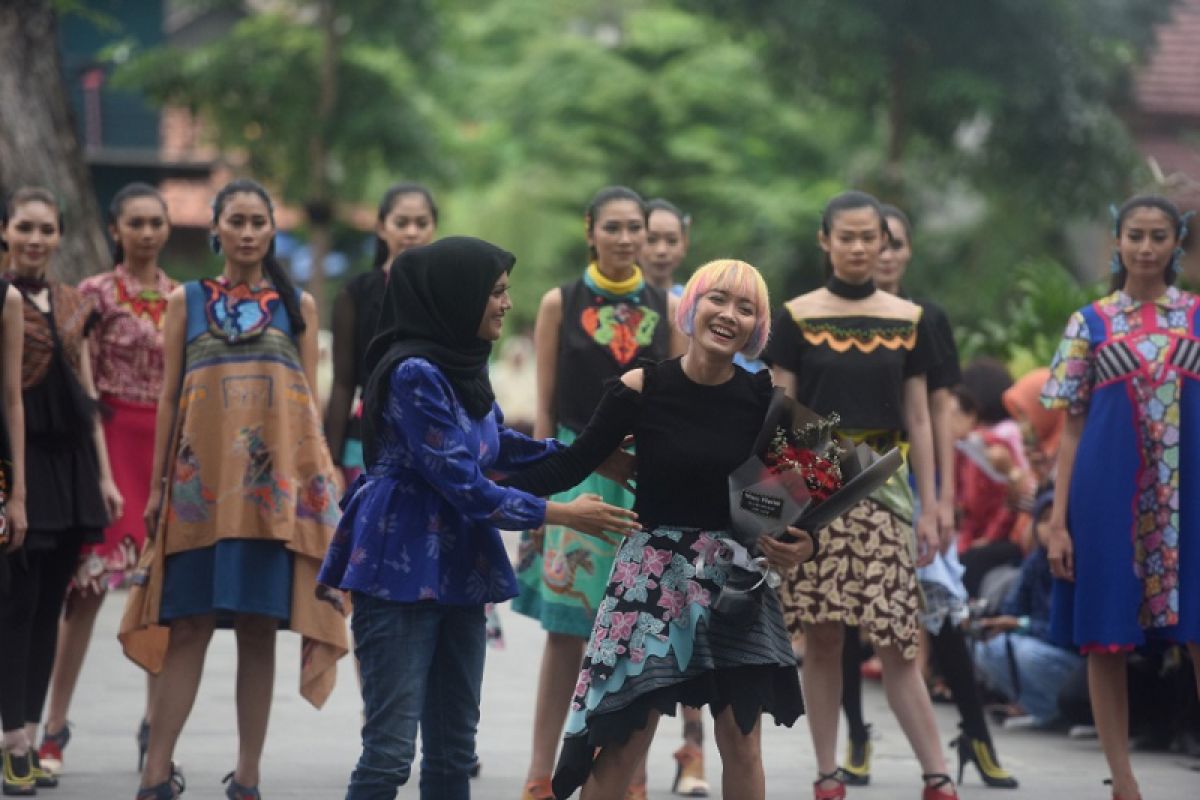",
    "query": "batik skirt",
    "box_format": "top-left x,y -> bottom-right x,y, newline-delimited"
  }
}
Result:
551,525 -> 803,798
